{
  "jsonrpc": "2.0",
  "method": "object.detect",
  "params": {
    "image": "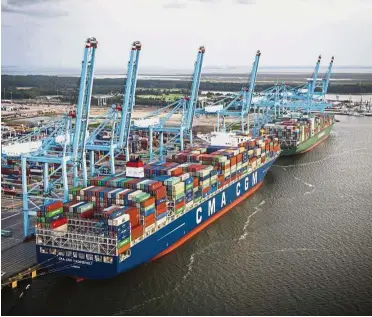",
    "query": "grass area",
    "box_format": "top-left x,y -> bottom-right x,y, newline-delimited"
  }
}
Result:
137,93 -> 183,102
